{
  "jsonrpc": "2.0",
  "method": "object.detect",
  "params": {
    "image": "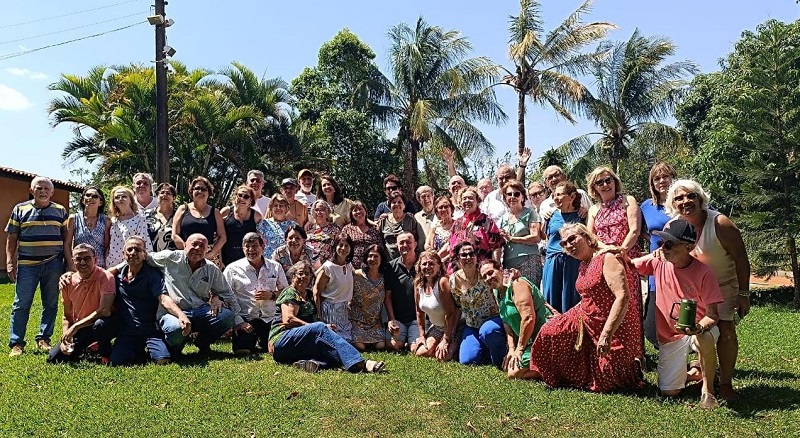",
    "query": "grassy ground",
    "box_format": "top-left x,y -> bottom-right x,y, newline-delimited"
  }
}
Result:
0,284 -> 798,437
